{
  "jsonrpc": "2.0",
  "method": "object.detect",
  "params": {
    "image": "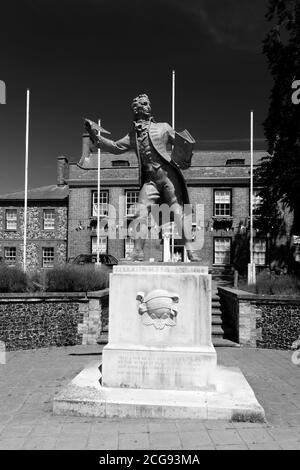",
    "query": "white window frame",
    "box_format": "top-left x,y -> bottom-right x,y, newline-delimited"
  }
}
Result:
42,247 -> 54,268
92,190 -> 109,217
43,209 -> 55,230
4,247 -> 16,265
125,191 -> 139,217
214,237 -> 231,265
5,209 -> 17,230
253,238 -> 267,266
214,190 -> 231,216
253,189 -> 263,213
91,236 -> 108,254
295,246 -> 300,263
